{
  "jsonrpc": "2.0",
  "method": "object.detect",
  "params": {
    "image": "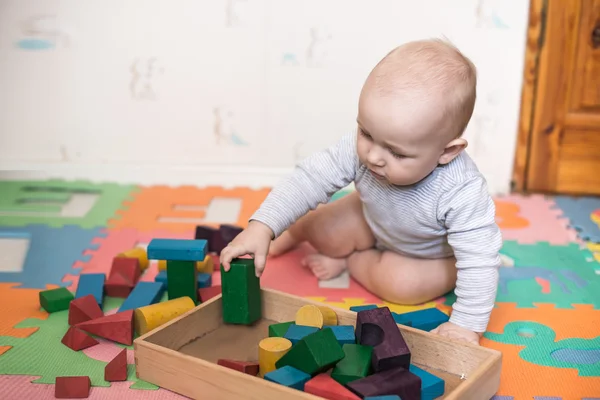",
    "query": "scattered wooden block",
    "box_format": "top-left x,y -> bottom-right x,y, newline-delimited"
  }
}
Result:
197,273 -> 212,288
75,273 -> 106,307
331,344 -> 373,385
105,257 -> 141,298
104,272 -> 135,298
264,365 -> 311,391
305,373 -> 361,400
61,326 -> 99,351
220,258 -> 261,324
219,224 -> 243,244
393,308 -> 449,332
350,305 -> 378,313
77,309 -> 134,345
118,281 -> 165,312
409,364 -> 445,400
68,294 -> 103,326
154,270 -> 167,285
147,238 -> 208,261
391,312 -> 413,327
356,307 -> 411,372
134,296 -> 196,336
117,247 -> 149,271
347,367 -> 421,400
195,225 -> 221,253
217,359 -> 259,376
198,285 -> 221,303
269,321 -> 294,338
105,348 -> 128,381
326,325 -> 355,345
39,287 -> 74,313
276,328 -> 344,375
295,304 -> 337,328
258,337 -> 292,377
55,376 -> 91,398
284,324 -> 319,344
167,260 -> 198,304
196,255 -> 214,274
